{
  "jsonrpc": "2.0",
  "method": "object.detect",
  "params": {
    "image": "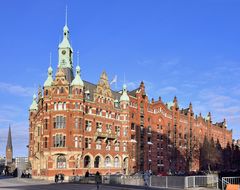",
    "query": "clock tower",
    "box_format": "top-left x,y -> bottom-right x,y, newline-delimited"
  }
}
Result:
58,24 -> 73,69
57,9 -> 74,82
